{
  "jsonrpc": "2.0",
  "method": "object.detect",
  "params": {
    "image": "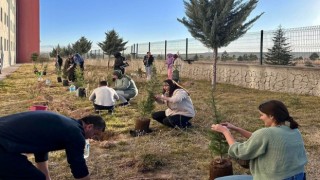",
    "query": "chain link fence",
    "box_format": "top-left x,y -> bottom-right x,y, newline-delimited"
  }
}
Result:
86,25 -> 320,64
